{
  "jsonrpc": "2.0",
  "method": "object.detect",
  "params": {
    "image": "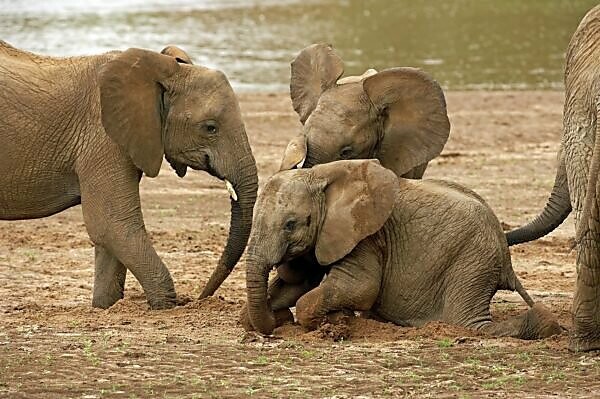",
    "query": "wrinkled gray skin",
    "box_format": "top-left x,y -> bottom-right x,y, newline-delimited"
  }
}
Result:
280,43 -> 450,180
0,42 -> 258,309
504,6 -> 600,351
241,160 -> 561,340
